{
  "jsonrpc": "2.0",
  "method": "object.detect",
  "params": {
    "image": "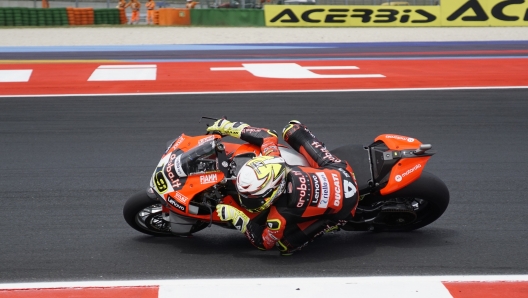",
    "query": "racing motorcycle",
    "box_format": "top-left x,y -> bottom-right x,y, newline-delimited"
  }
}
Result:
123,120 -> 449,237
